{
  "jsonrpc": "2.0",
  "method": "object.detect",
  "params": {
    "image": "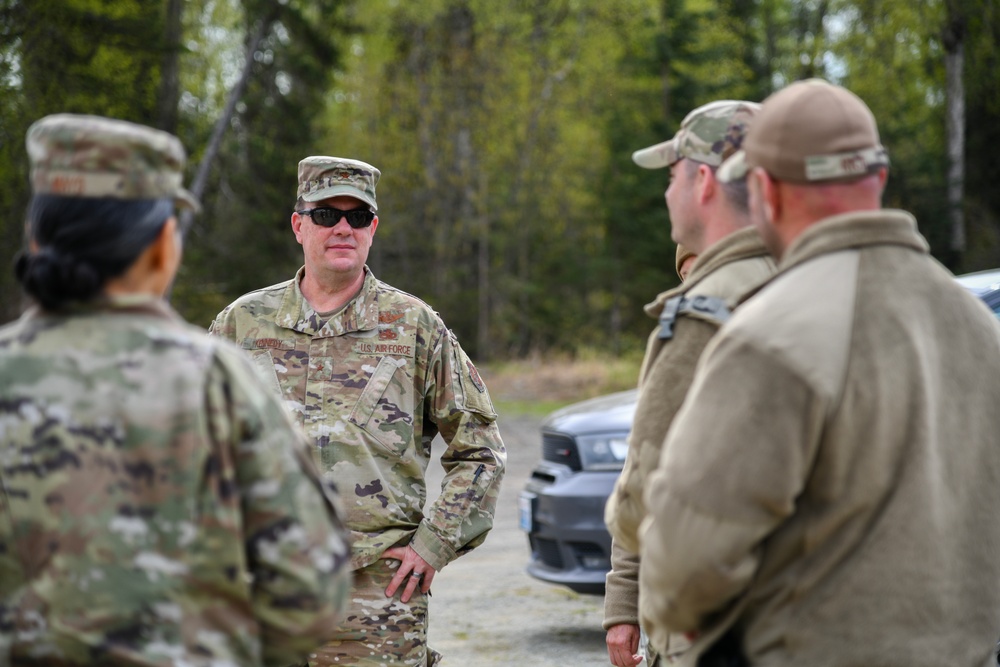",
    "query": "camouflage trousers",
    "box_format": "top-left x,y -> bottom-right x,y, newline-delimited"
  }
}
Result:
304,558 -> 441,667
